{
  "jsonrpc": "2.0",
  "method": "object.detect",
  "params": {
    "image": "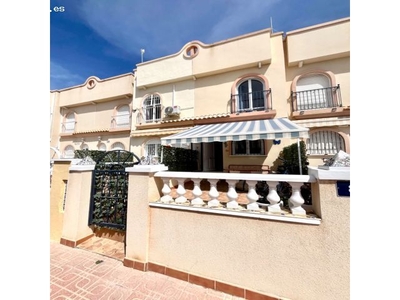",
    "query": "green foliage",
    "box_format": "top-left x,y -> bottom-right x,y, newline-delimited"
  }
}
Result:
281,141 -> 308,175
160,146 -> 199,171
